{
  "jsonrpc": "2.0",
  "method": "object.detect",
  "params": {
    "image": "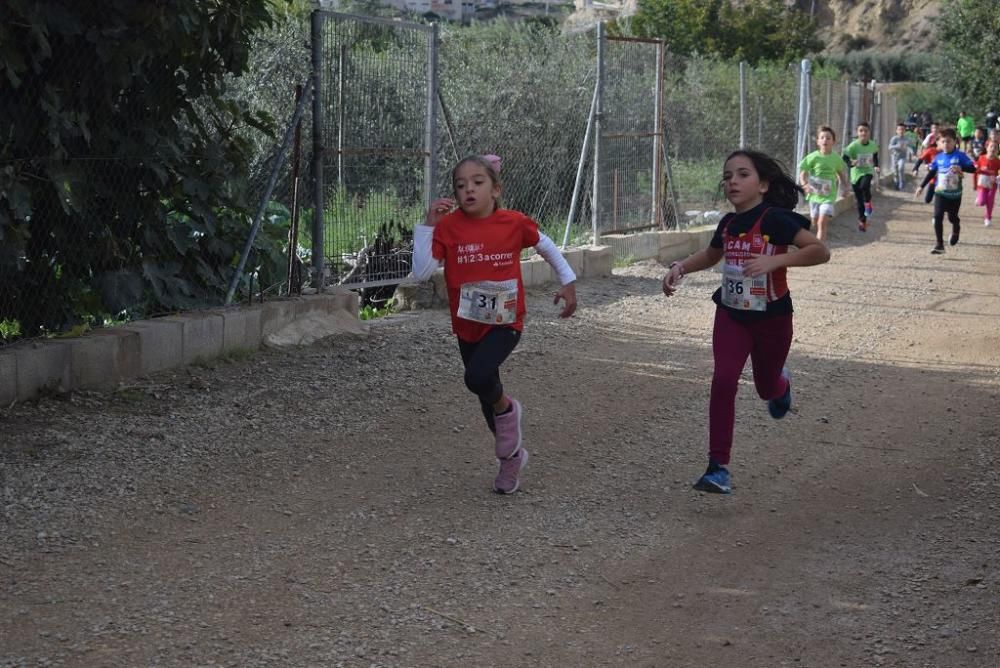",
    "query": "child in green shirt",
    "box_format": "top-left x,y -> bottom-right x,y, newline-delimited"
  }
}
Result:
843,122 -> 880,232
798,126 -> 849,242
